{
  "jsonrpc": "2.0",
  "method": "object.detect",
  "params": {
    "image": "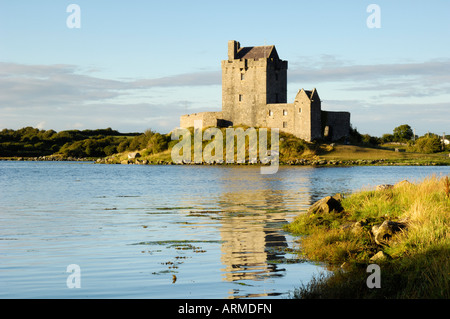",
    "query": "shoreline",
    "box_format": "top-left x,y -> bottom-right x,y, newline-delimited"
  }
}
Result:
1,156 -> 449,167
285,175 -> 449,298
